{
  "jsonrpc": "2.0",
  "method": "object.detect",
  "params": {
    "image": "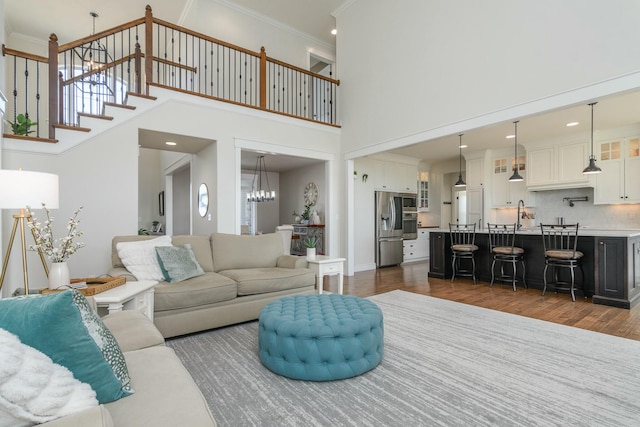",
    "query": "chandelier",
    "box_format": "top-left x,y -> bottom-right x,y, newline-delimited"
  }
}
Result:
74,12 -> 114,99
247,155 -> 276,202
